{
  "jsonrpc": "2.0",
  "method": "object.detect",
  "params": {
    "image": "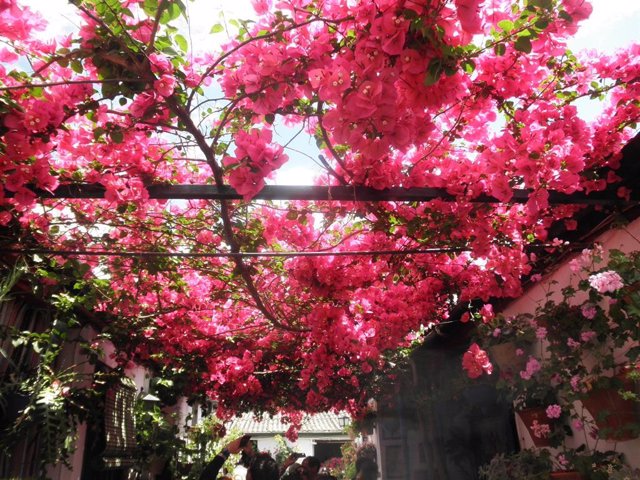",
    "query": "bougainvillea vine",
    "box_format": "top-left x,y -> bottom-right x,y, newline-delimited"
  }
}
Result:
1,0 -> 638,427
